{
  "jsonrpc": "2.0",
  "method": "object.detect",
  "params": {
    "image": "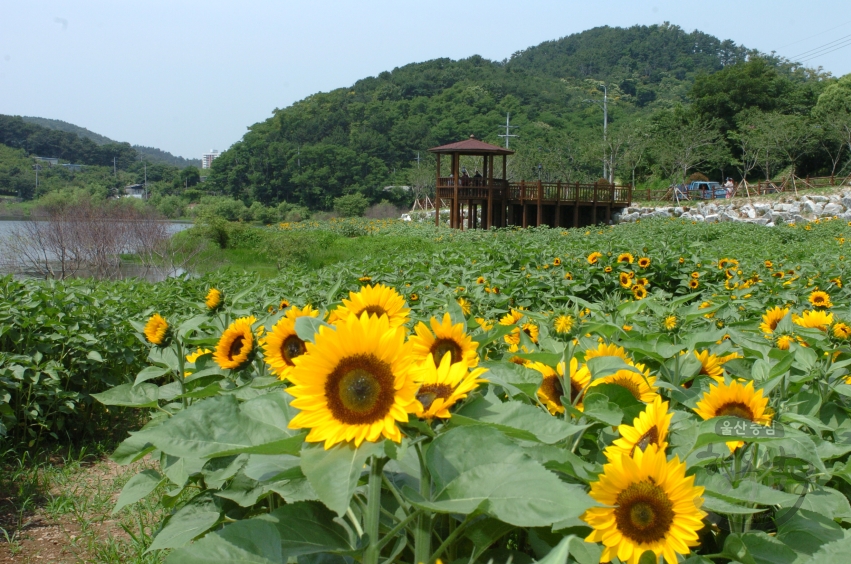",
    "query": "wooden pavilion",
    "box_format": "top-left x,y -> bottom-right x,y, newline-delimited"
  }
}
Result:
429,135 -> 632,229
